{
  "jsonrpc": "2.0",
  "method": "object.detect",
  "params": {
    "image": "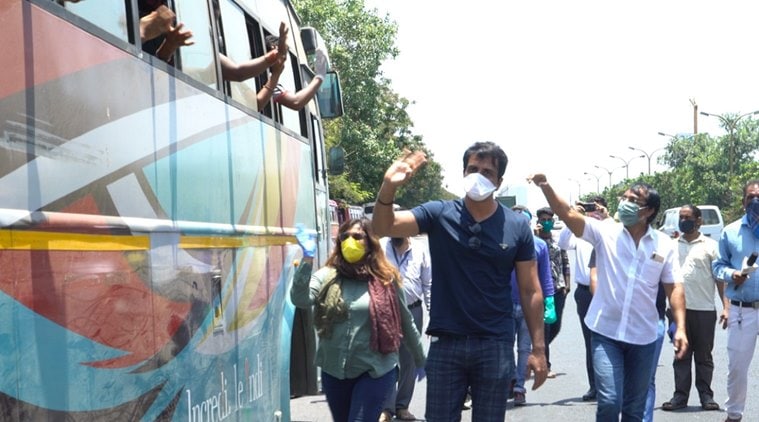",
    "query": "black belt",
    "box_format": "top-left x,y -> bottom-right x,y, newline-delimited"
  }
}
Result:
408,300 -> 422,309
730,300 -> 759,309
576,284 -> 590,289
